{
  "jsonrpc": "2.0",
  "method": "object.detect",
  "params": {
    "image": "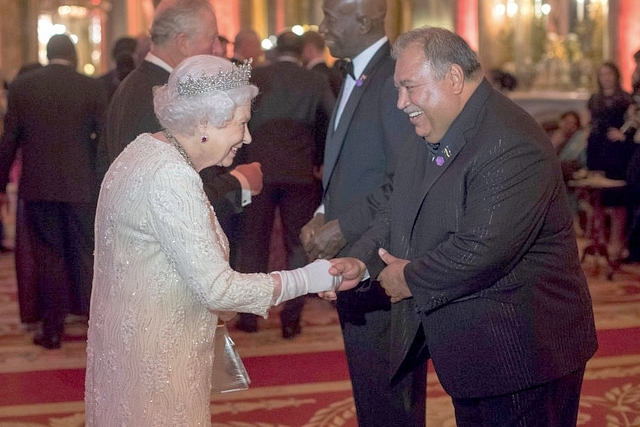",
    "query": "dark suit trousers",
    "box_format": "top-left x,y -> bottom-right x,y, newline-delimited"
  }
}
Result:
339,306 -> 427,427
15,199 -> 40,323
22,200 -> 94,336
236,181 -> 320,324
452,366 -> 586,427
